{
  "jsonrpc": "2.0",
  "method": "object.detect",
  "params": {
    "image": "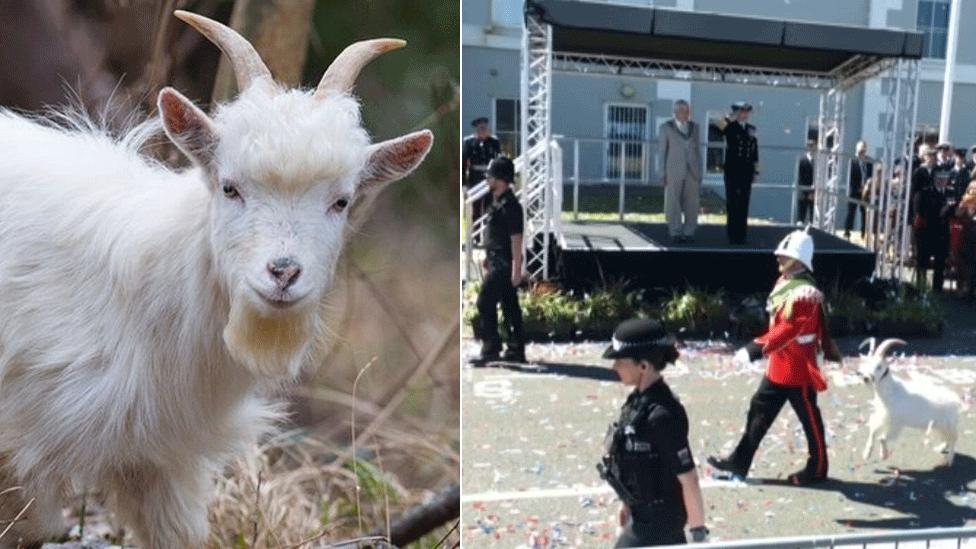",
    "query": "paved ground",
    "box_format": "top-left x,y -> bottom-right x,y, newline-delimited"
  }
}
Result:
461,339 -> 976,548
